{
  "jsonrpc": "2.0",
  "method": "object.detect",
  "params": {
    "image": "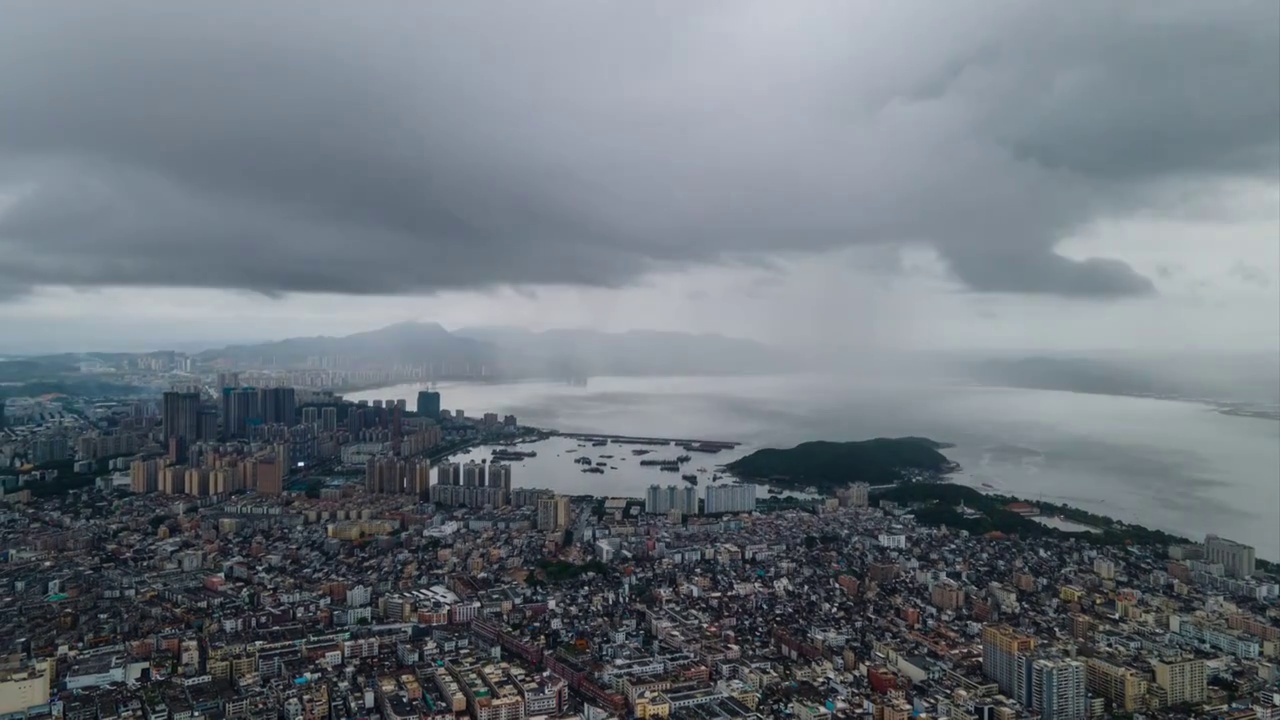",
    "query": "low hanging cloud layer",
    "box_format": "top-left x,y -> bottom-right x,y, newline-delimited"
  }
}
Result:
0,1 -> 1276,299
